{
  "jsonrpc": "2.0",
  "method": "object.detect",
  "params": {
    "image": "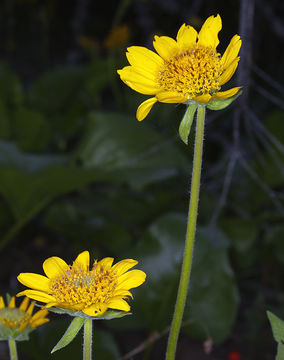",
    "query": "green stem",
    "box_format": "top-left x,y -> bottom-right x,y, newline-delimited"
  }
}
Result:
83,319 -> 93,360
8,340 -> 18,360
166,105 -> 205,360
